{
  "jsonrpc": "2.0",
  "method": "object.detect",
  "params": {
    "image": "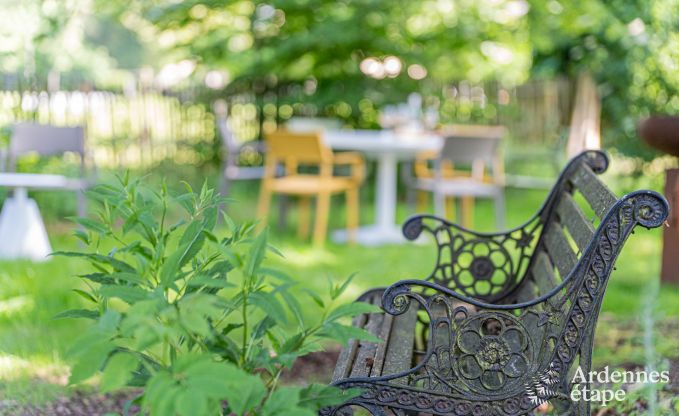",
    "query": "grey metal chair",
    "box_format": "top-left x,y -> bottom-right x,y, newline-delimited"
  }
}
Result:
410,125 -> 506,229
8,122 -> 93,217
217,118 -> 266,196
